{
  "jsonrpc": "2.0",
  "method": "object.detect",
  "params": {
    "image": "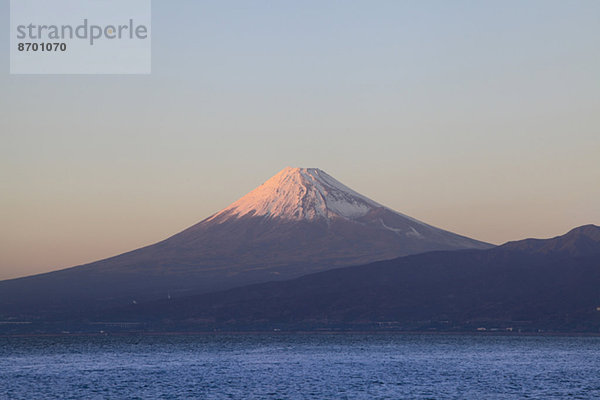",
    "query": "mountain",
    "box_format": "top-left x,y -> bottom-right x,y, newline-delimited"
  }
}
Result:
0,167 -> 490,317
500,224 -> 600,256
103,225 -> 600,333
